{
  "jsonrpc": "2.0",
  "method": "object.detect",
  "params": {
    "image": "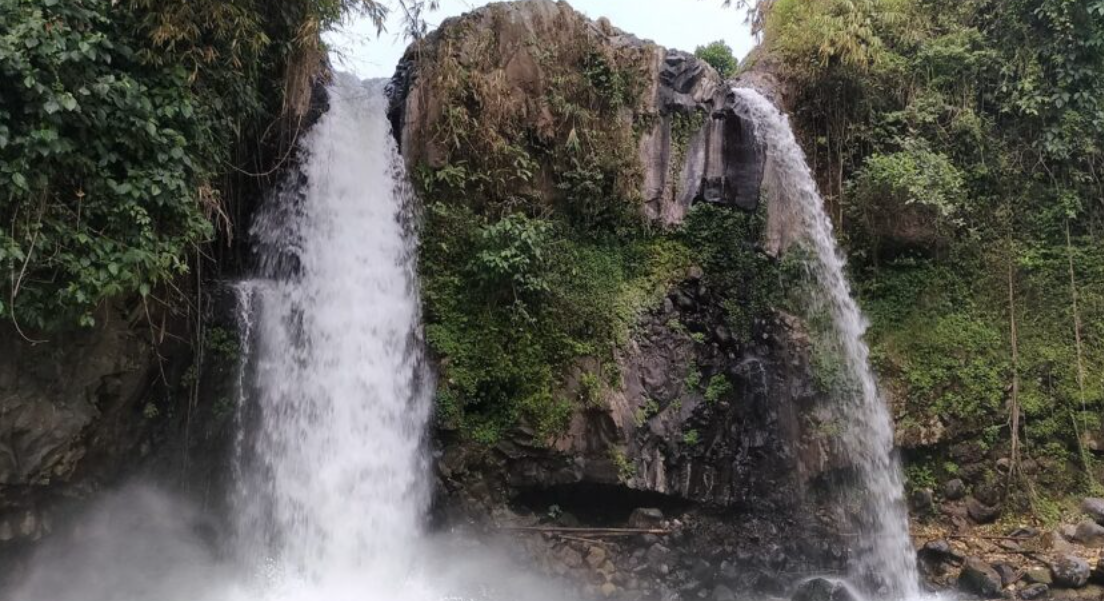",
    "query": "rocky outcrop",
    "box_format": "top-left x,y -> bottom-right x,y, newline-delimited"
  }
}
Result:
0,306 -> 166,541
390,3 -> 844,598
388,0 -> 769,227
